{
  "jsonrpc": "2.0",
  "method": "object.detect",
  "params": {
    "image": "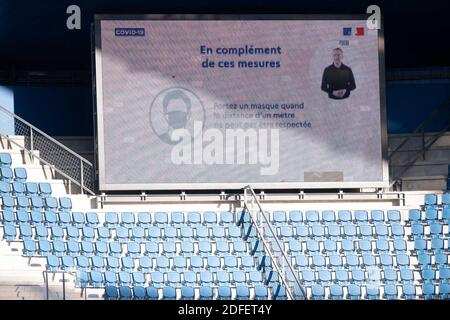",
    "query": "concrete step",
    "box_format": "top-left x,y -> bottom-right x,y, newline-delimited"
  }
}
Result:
399,176 -> 447,191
